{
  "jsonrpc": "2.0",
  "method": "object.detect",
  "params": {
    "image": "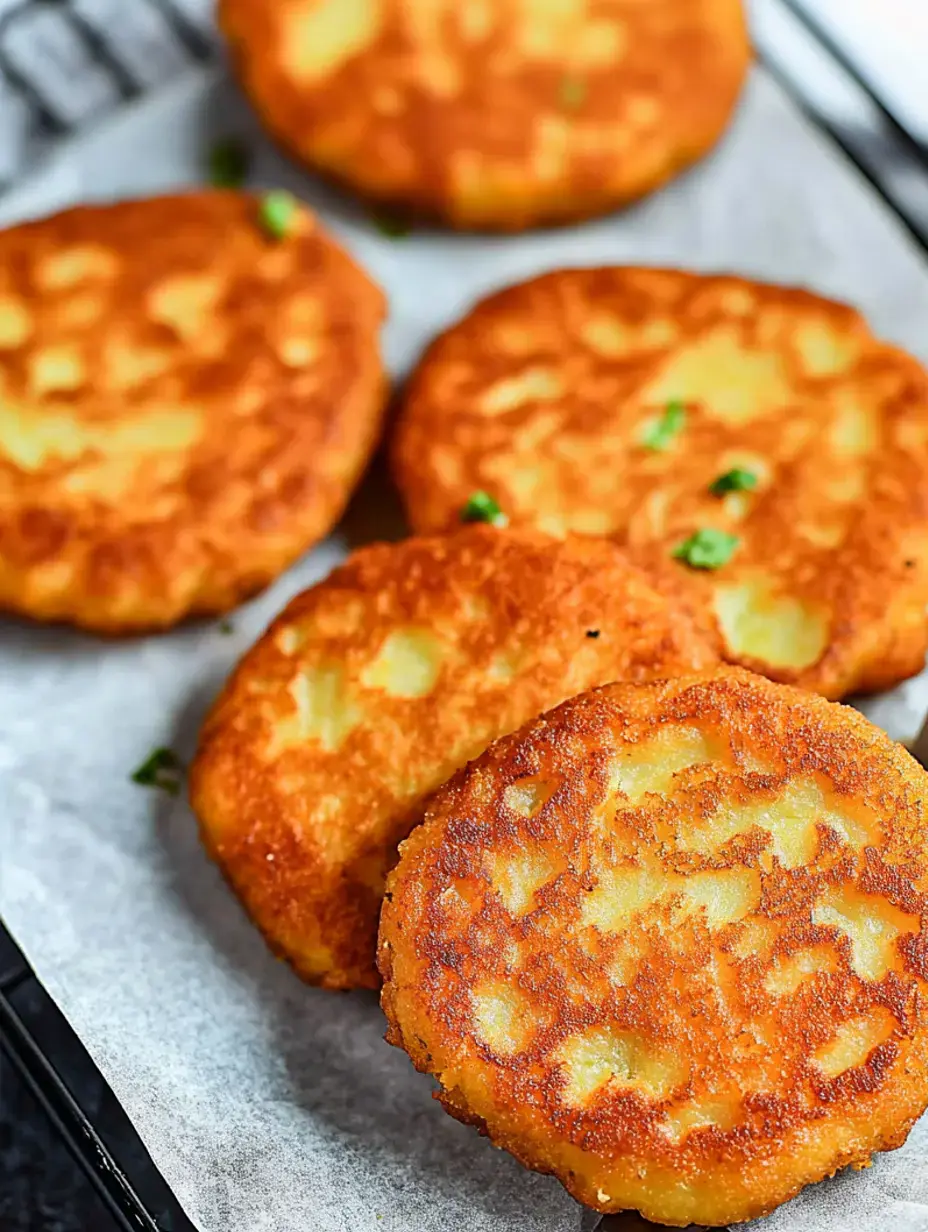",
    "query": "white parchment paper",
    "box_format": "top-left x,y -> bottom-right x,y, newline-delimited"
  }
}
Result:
2,63 -> 928,1232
